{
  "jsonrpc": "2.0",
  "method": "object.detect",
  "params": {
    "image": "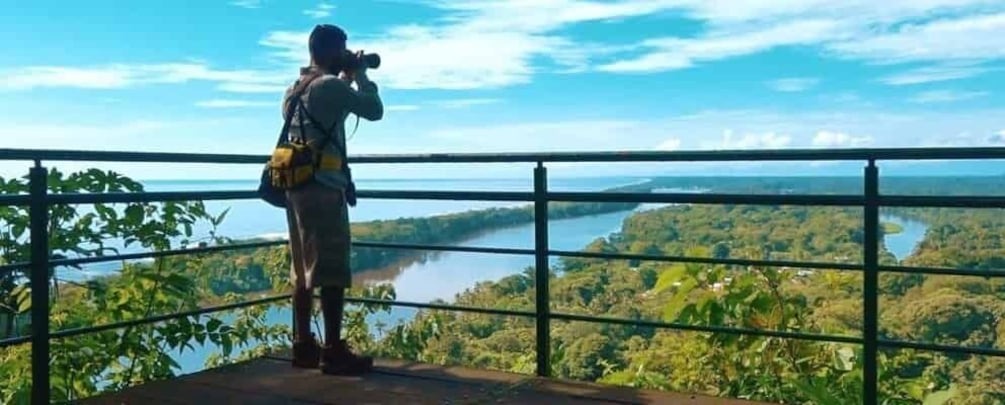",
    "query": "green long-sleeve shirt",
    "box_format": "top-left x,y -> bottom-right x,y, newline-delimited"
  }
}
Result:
282,66 -> 383,191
